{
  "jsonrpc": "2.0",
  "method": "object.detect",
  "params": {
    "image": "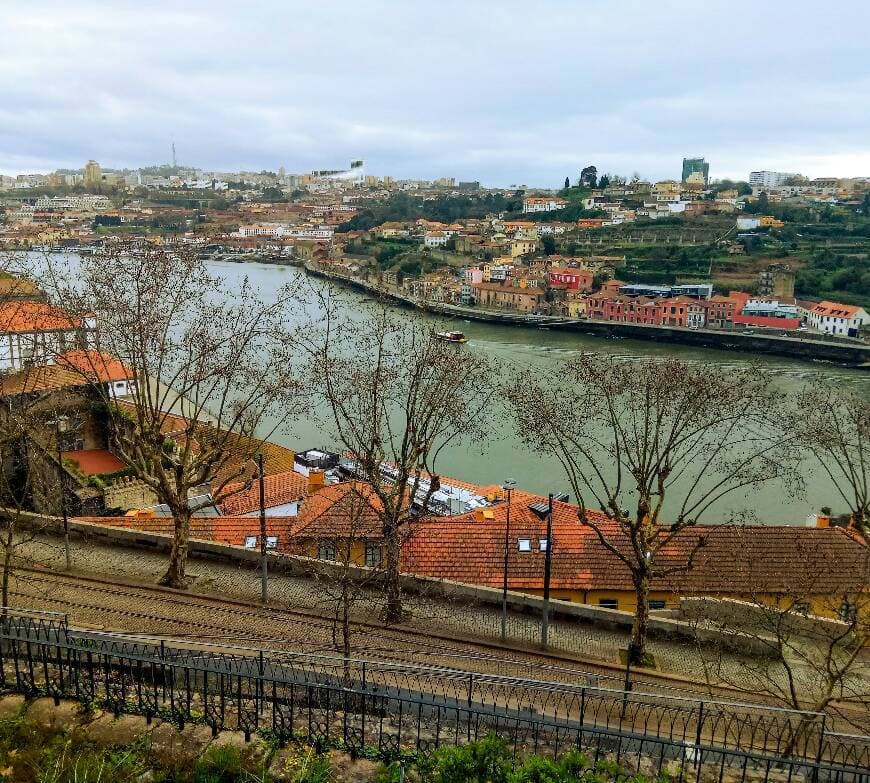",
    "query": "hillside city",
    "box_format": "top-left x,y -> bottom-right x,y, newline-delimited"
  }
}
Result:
3,157 -> 870,342
1,2 -> 869,781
